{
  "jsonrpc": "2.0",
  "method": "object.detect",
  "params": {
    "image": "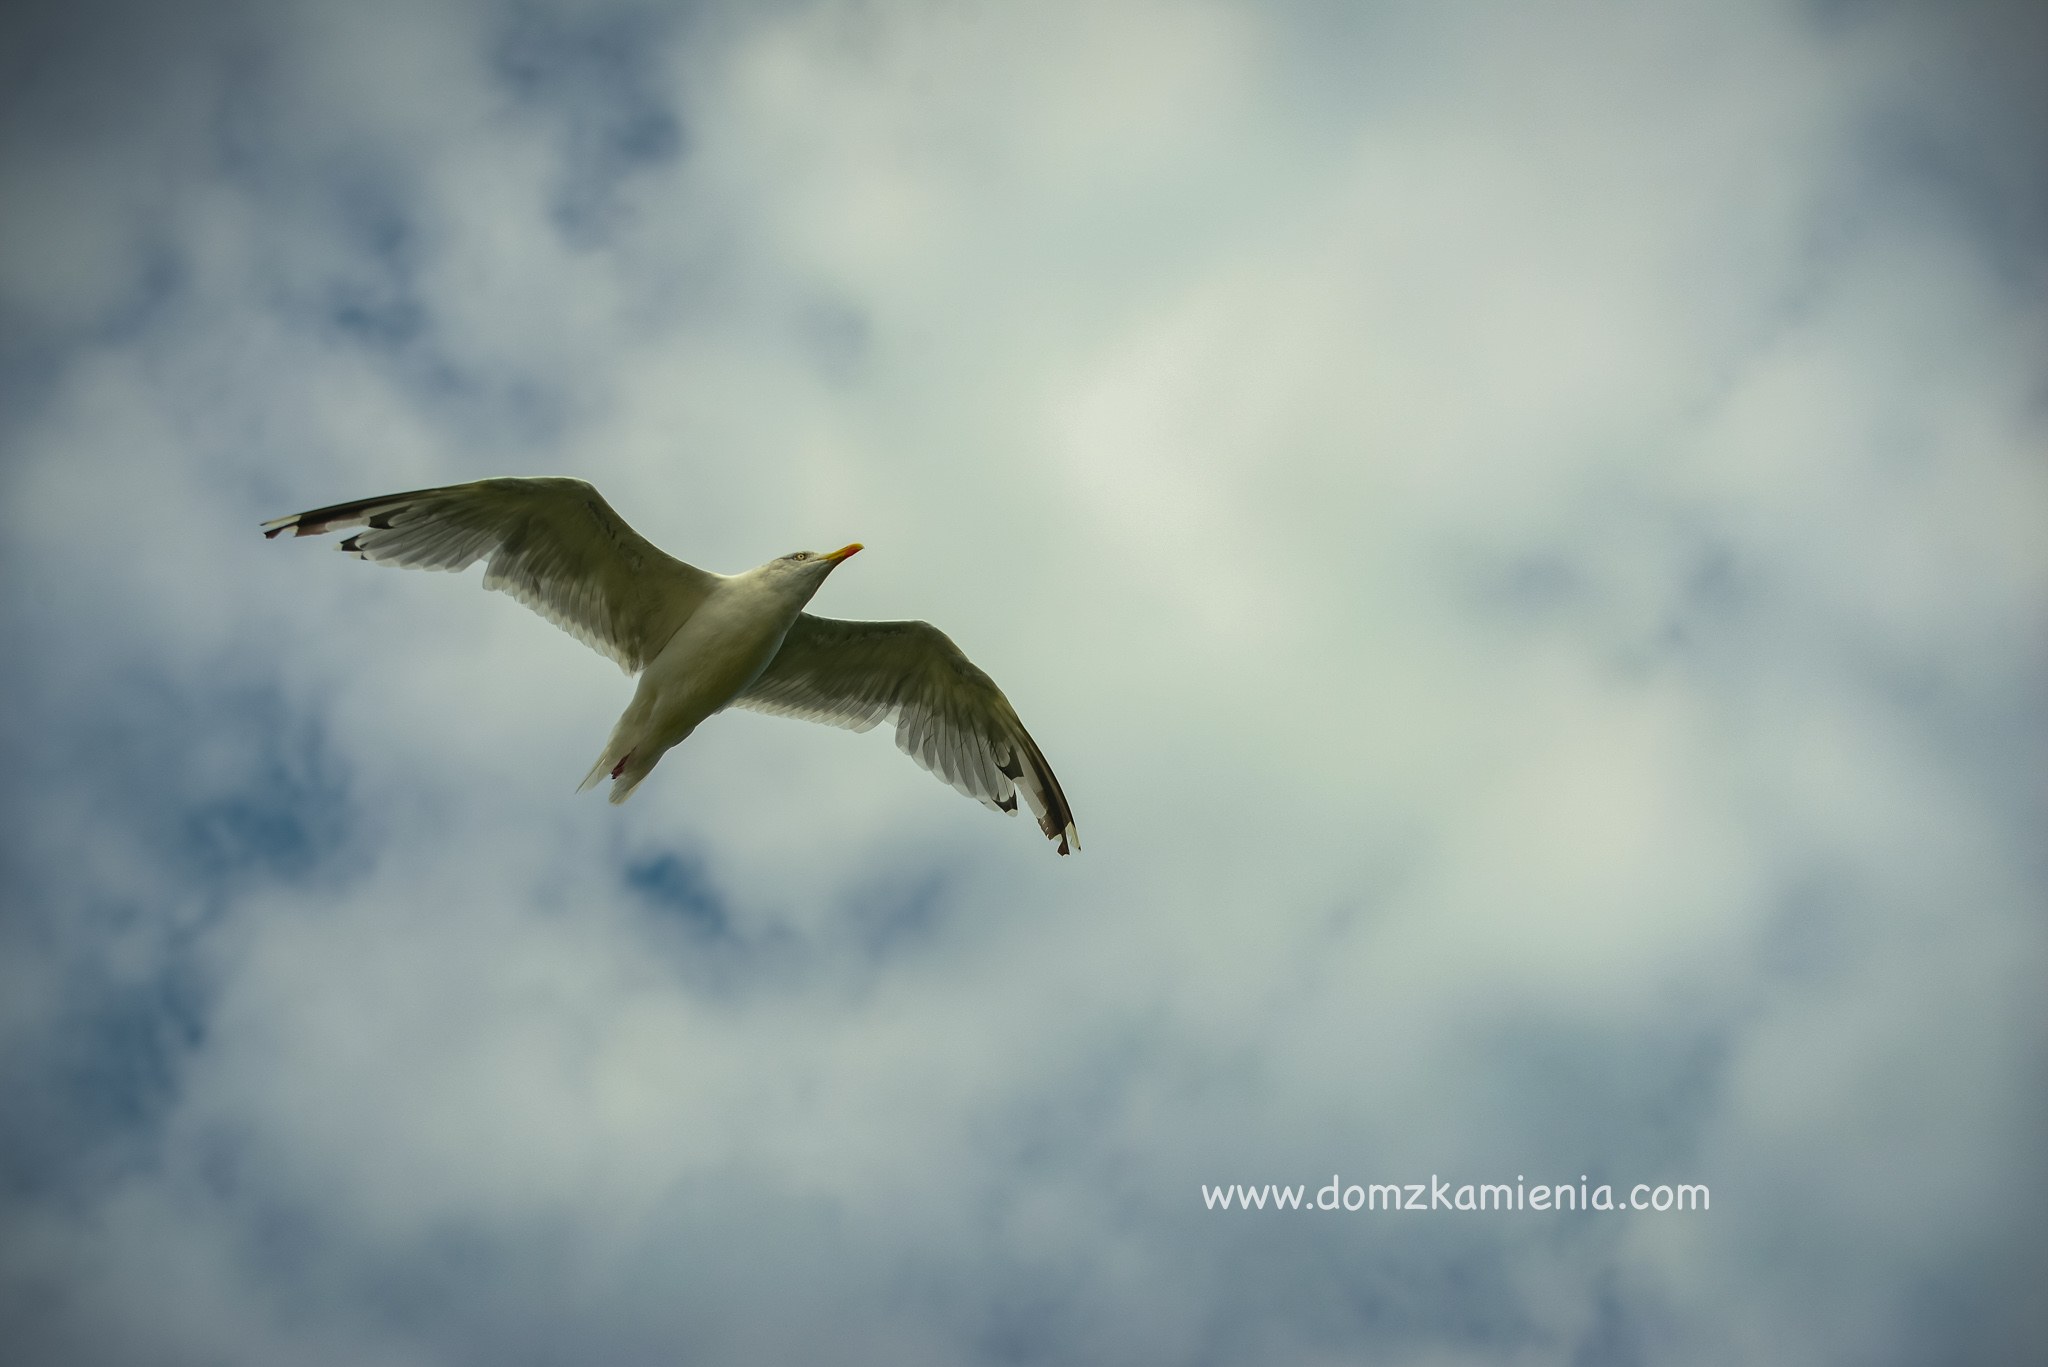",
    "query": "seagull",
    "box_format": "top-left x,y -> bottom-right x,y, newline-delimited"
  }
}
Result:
263,477 -> 1077,854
